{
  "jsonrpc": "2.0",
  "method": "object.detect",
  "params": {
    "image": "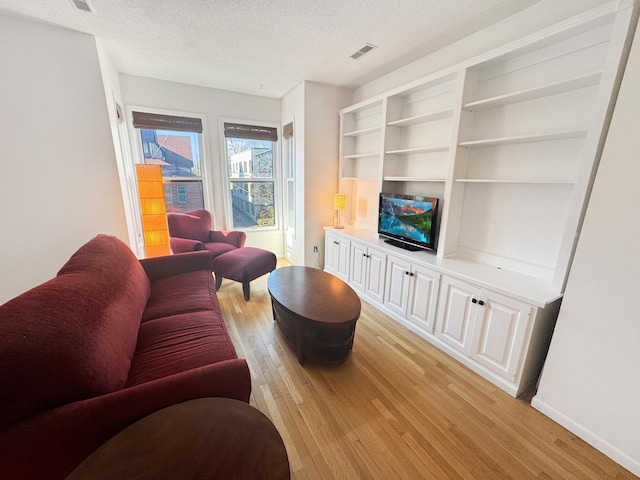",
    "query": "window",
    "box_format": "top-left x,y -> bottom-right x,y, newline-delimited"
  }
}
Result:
283,122 -> 295,233
222,122 -> 278,229
133,111 -> 205,214
177,186 -> 187,203
163,185 -> 173,204
282,121 -> 295,261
